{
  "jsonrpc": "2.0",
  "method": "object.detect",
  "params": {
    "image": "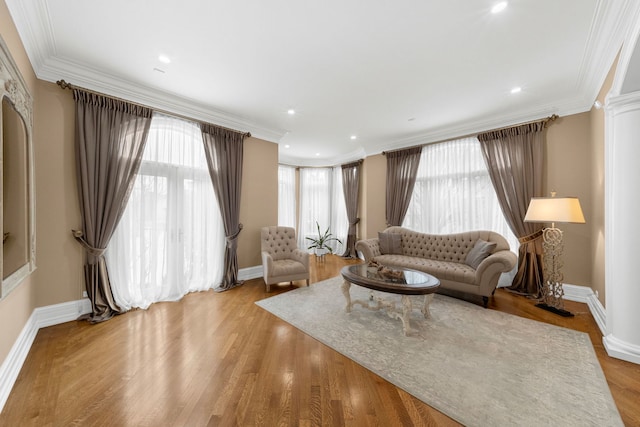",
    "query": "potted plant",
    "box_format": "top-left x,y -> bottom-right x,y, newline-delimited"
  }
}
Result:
306,221 -> 342,257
